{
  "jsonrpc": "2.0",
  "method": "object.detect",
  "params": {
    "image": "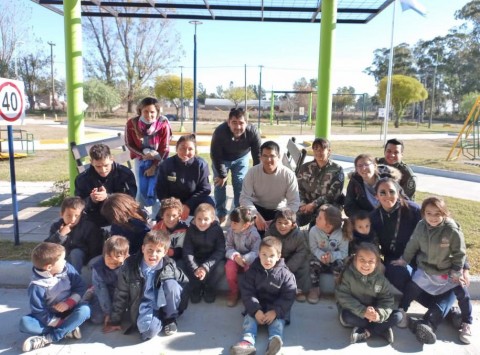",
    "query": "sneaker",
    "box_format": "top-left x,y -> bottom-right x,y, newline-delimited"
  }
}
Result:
381,327 -> 394,344
307,287 -> 320,304
65,326 -> 82,339
203,287 -> 216,303
459,322 -> 472,344
227,292 -> 239,307
164,321 -> 178,336
415,321 -> 436,344
266,335 -> 283,355
230,340 -> 256,355
447,306 -> 463,329
295,290 -> 306,303
22,336 -> 51,352
397,308 -> 408,328
350,327 -> 370,344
